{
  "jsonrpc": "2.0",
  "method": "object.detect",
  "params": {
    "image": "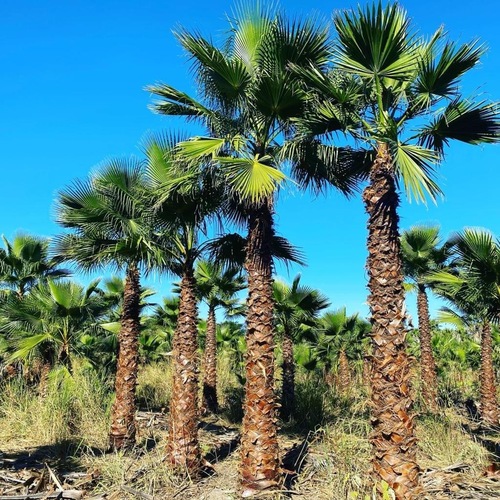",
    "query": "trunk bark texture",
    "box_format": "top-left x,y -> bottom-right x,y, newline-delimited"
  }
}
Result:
240,200 -> 279,495
109,263 -> 141,451
281,326 -> 295,421
167,265 -> 201,472
417,285 -> 438,412
480,321 -> 499,426
338,349 -> 351,394
363,143 -> 419,498
202,305 -> 218,414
